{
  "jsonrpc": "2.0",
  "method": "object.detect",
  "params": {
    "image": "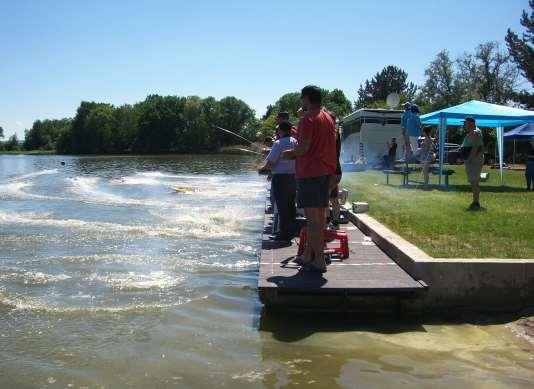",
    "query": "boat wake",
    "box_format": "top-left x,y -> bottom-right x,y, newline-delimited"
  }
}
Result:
0,165 -> 264,316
